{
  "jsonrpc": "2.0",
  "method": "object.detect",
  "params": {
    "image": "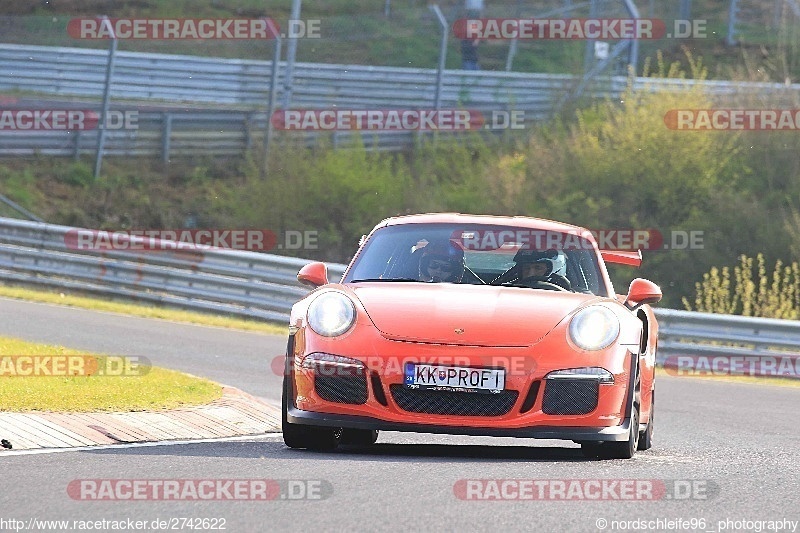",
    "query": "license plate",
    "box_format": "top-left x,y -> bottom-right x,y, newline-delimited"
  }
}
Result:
404,363 -> 505,394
